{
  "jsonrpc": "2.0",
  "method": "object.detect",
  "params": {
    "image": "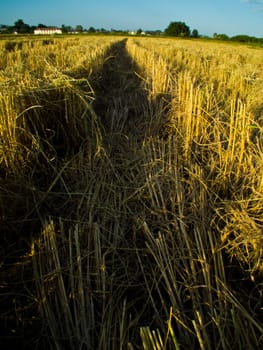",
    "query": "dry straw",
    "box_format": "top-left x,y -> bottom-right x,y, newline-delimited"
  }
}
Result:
0,35 -> 262,349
